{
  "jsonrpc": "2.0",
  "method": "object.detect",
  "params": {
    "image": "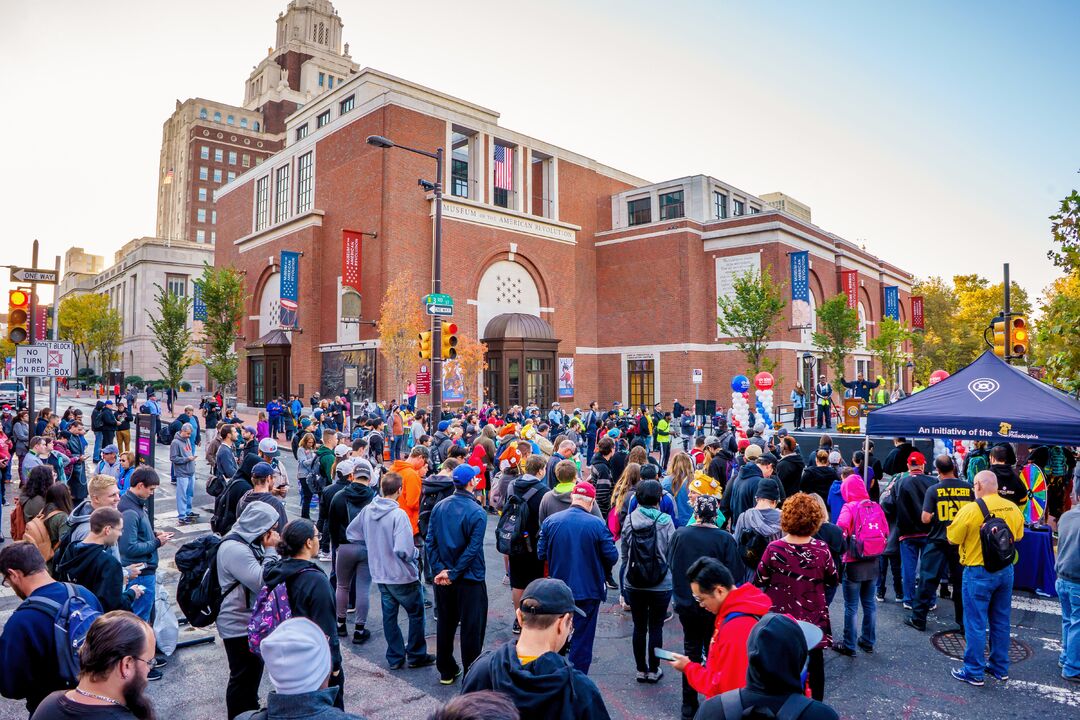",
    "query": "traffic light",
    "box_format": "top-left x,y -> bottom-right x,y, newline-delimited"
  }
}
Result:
441,321 -> 458,360
1010,315 -> 1029,359
7,289 -> 30,344
418,330 -> 432,360
991,315 -> 1007,358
